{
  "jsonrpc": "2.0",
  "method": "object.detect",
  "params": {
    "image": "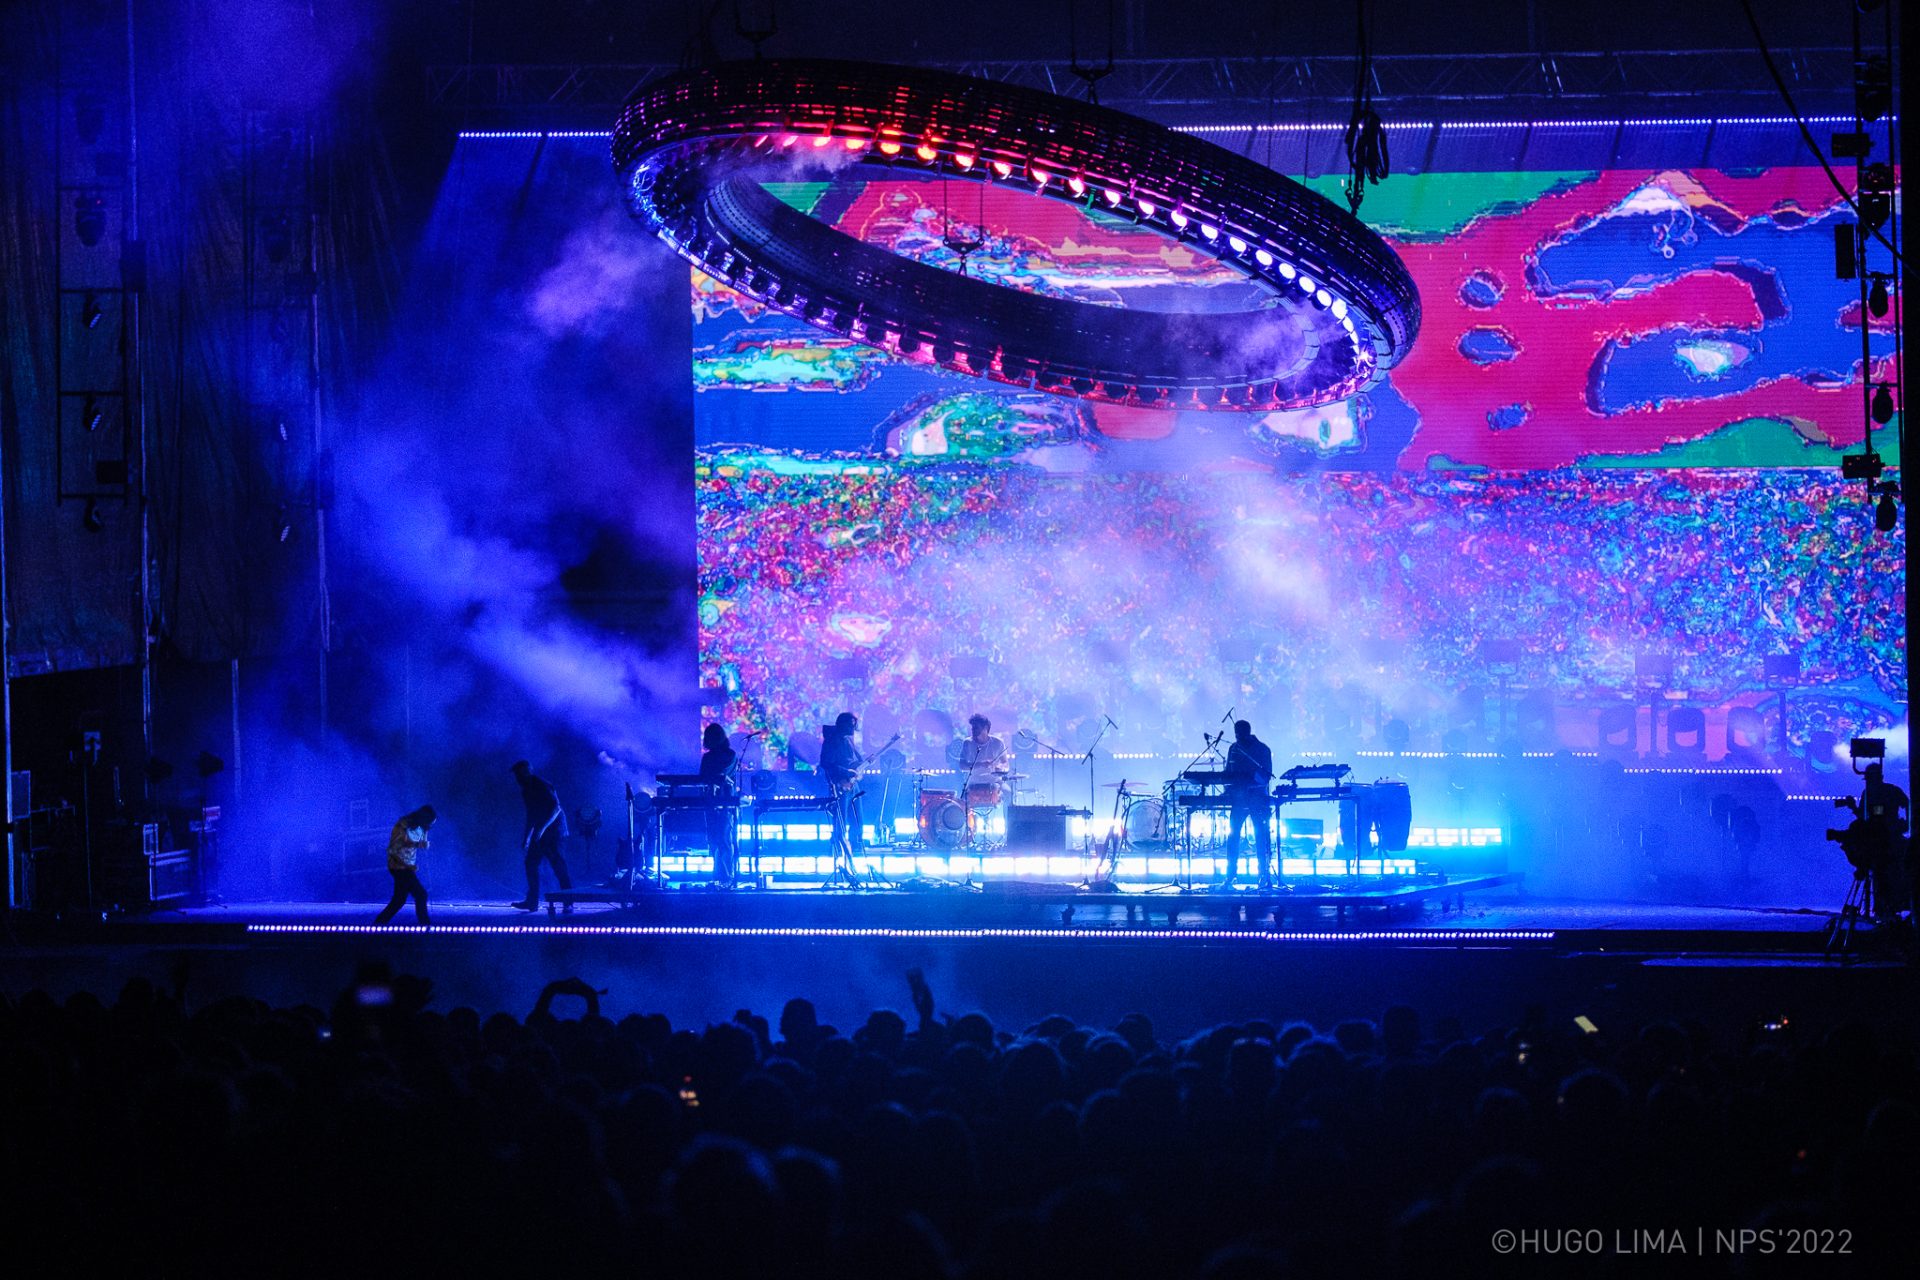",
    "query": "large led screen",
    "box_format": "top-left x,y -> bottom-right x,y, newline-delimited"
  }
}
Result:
693,163 -> 1904,770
